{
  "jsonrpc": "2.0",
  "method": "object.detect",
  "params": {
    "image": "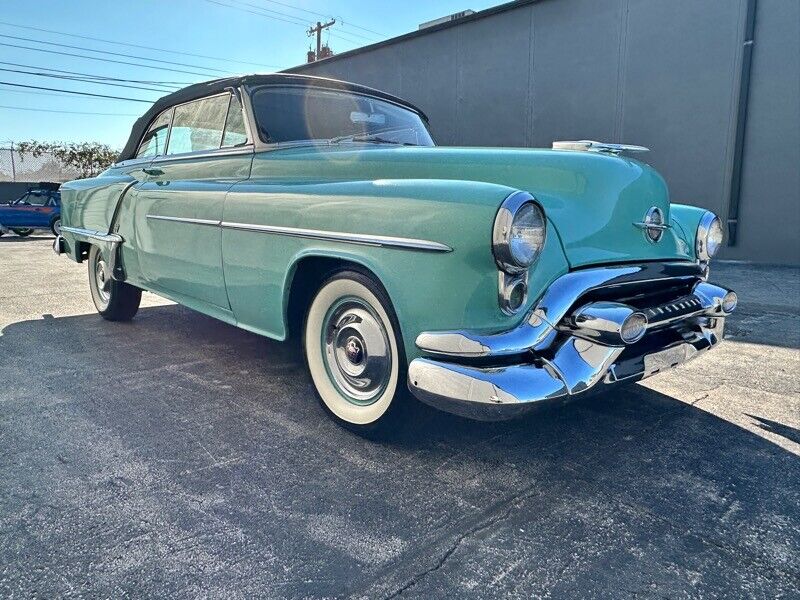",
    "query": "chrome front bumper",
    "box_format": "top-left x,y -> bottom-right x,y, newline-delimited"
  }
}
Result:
407,262 -> 736,420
